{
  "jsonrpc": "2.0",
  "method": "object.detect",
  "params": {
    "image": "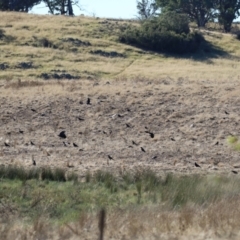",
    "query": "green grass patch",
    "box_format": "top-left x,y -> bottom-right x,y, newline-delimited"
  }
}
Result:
0,168 -> 240,224
0,165 -> 77,182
